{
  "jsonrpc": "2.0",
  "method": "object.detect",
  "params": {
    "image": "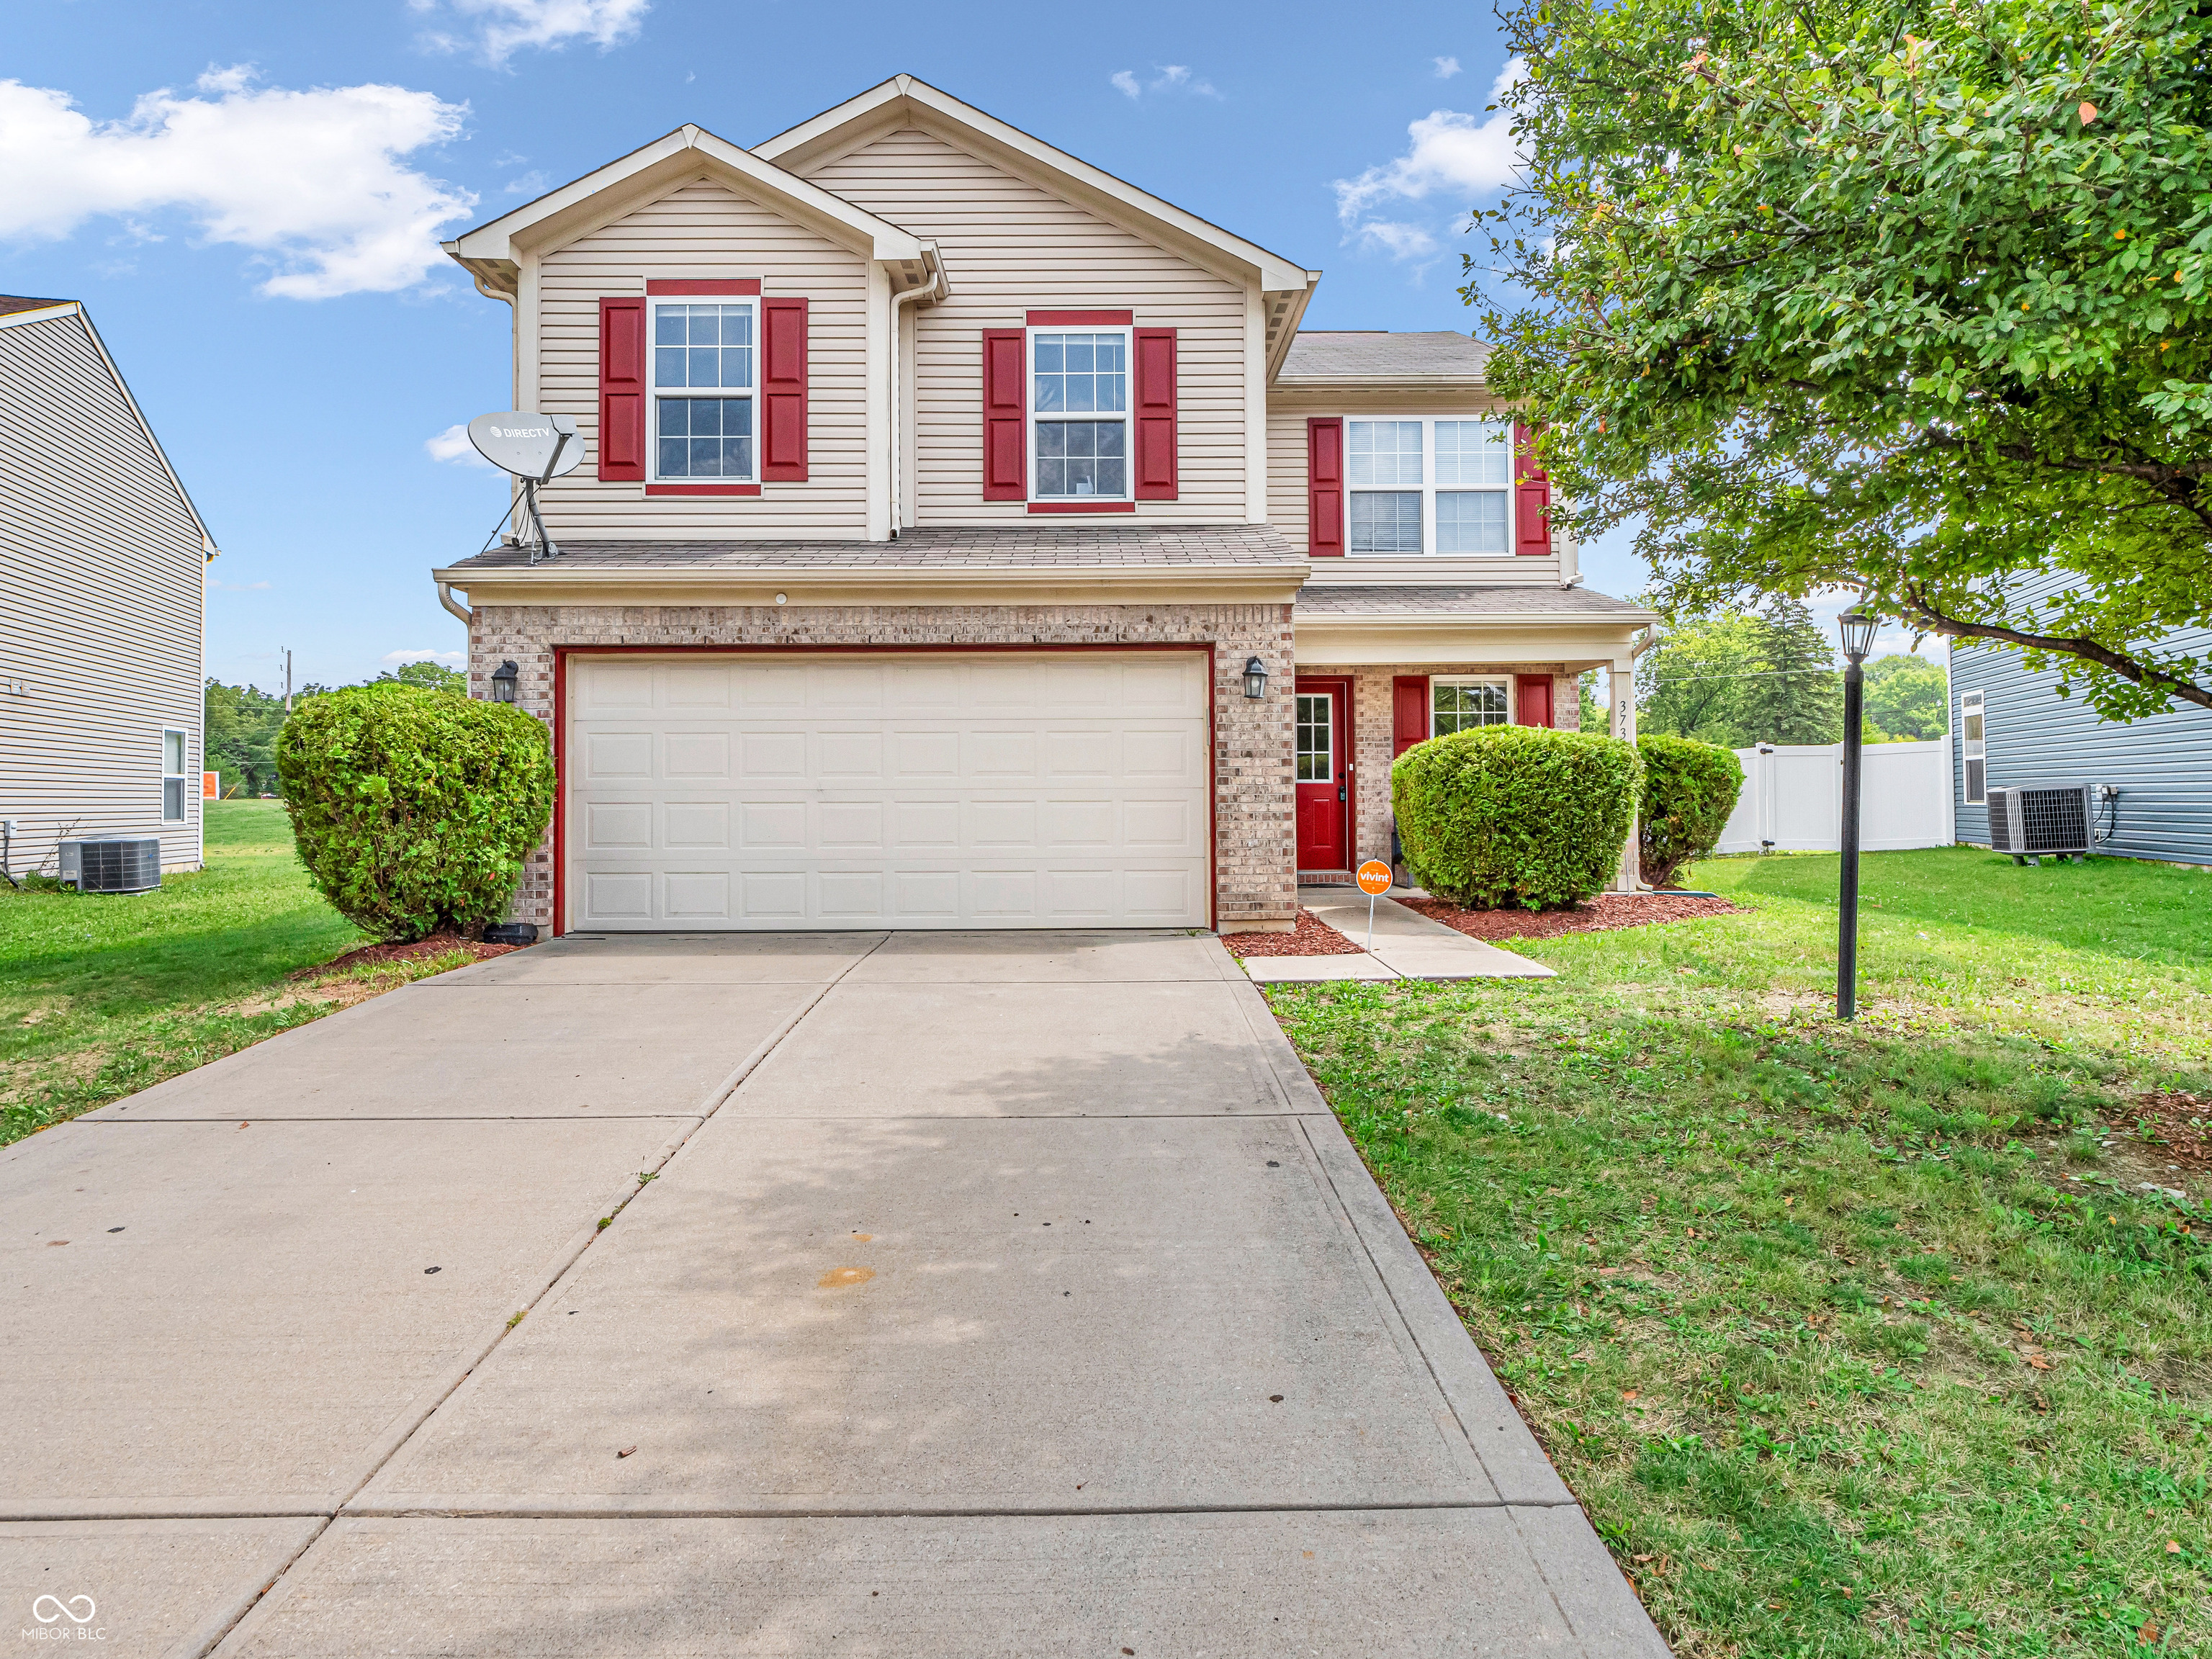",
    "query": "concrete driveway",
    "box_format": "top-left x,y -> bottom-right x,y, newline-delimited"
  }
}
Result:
1,930 -> 1667,1658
